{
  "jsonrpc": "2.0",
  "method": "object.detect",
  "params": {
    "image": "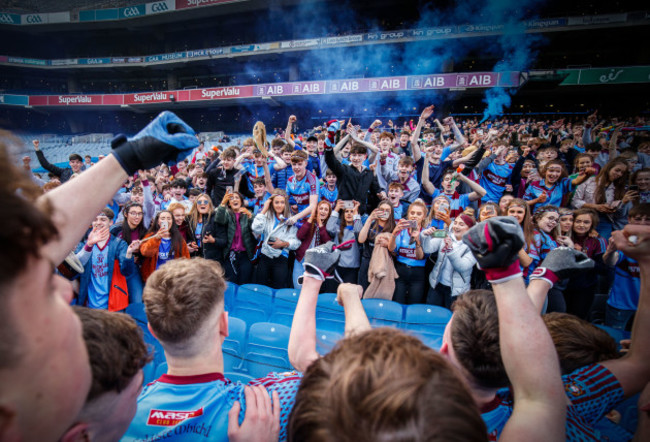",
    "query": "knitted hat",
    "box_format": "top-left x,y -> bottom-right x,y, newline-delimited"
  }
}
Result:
458,213 -> 476,228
